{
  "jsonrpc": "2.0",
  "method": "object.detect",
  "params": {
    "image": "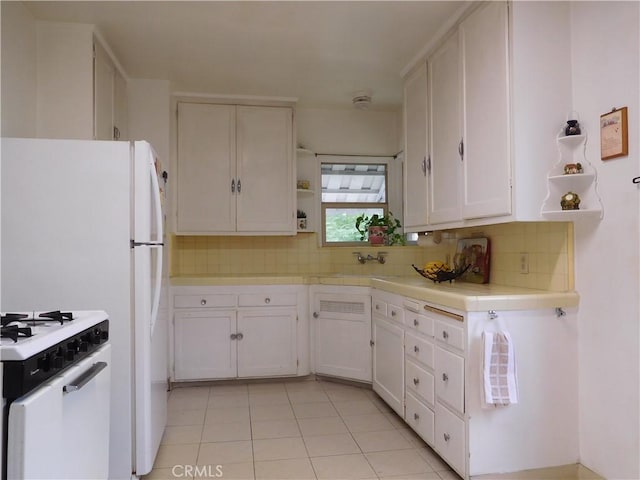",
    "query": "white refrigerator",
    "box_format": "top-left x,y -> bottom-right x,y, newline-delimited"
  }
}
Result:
1,138 -> 169,479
